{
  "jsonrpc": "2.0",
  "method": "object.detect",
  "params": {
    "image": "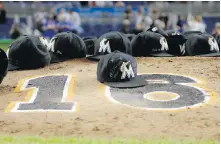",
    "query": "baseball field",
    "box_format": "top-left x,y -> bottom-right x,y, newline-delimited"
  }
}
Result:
0,41 -> 220,144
